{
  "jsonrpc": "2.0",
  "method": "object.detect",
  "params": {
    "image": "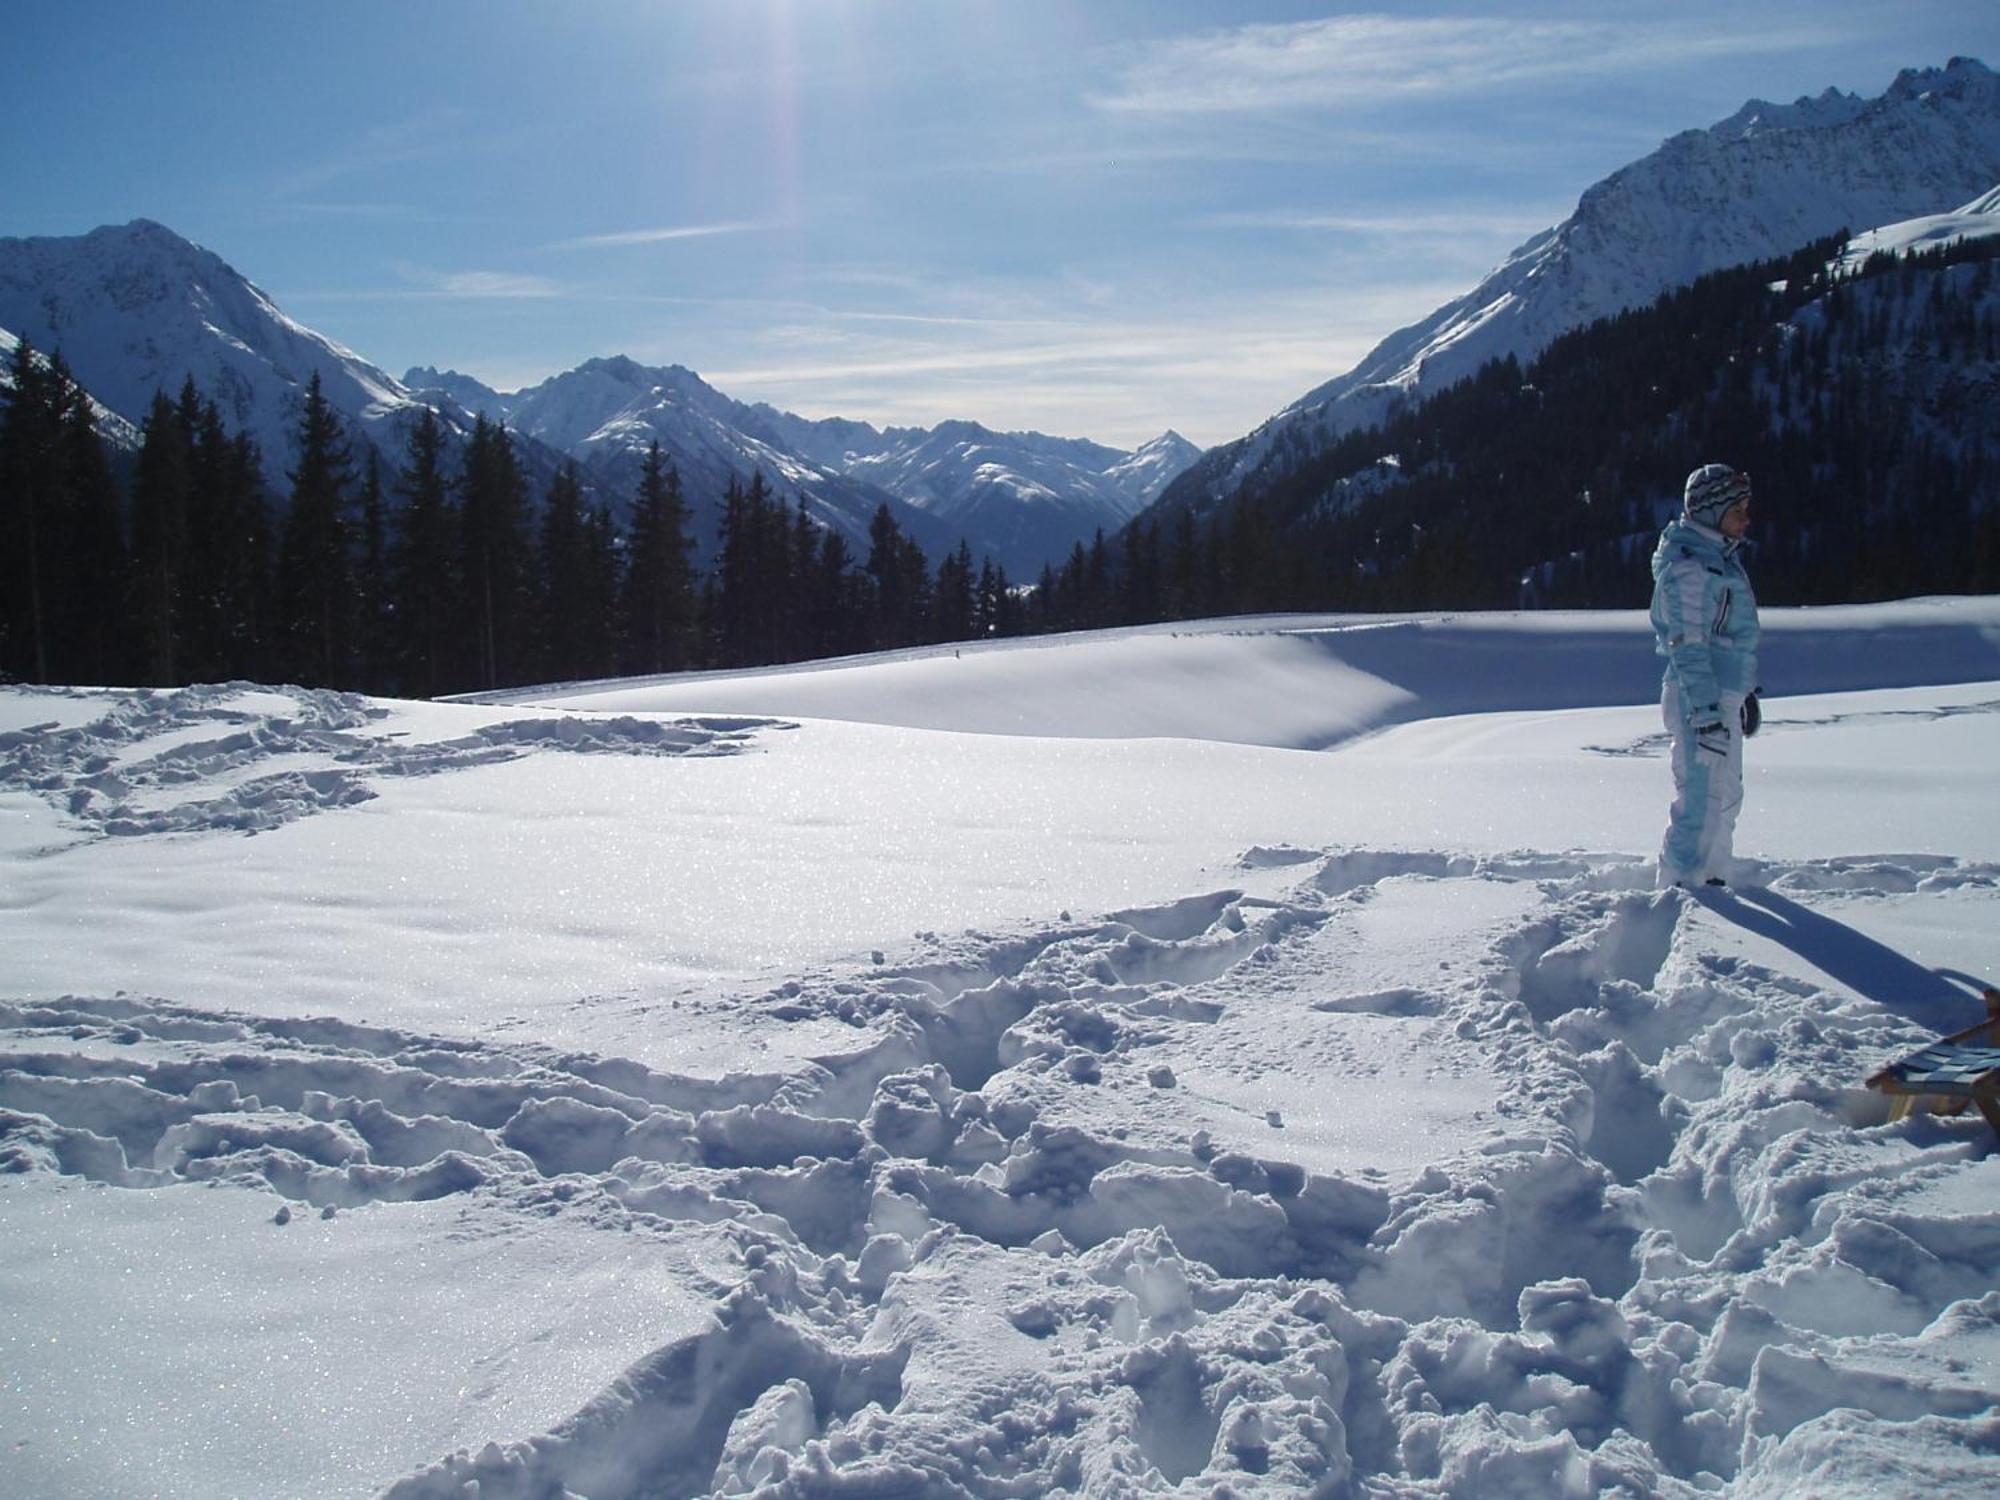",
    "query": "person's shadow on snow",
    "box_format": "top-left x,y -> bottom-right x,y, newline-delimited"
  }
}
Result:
1696,885 -> 1985,1032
